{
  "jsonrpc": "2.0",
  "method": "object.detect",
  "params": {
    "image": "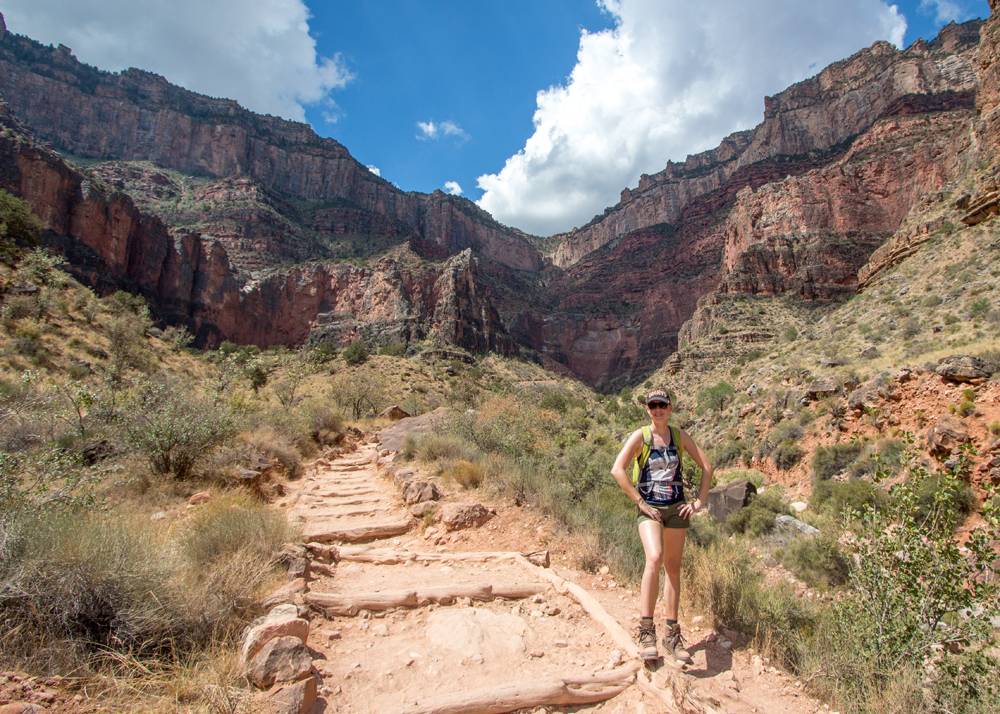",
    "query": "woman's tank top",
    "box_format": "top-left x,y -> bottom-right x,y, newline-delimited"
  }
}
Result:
637,428 -> 684,506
